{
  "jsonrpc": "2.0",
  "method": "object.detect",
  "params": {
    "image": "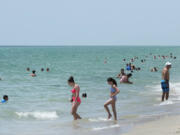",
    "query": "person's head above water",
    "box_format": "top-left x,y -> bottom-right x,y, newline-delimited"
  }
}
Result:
32,70 -> 36,74
41,68 -> 44,72
121,68 -> 125,73
165,62 -> 172,69
127,73 -> 132,78
82,93 -> 87,98
3,95 -> 8,101
107,77 -> 117,86
68,76 -> 75,86
26,67 -> 30,71
46,68 -> 50,72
